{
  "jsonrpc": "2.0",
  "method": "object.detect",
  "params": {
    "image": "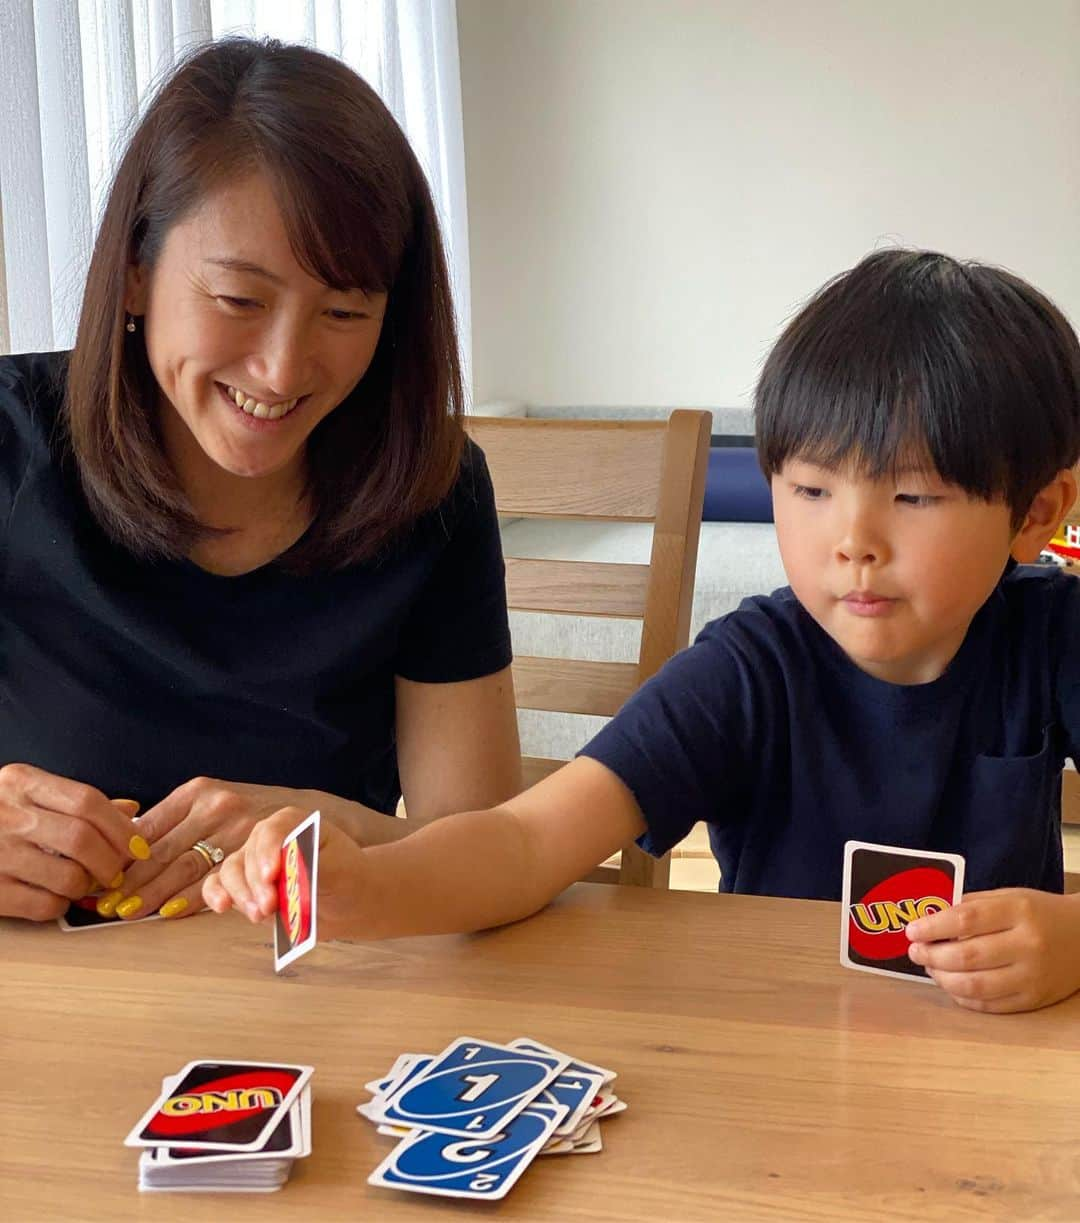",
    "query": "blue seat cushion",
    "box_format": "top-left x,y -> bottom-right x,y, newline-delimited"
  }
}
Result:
702,447 -> 773,523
